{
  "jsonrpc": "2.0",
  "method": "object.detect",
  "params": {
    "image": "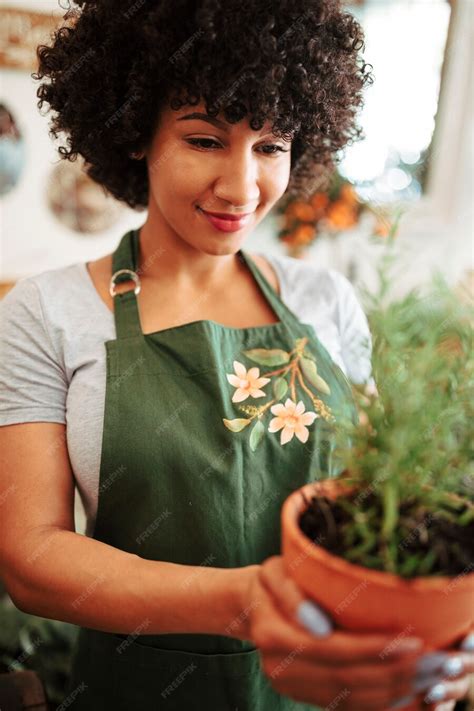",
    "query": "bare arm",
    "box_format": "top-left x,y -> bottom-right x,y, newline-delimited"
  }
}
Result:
0,423 -> 257,639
